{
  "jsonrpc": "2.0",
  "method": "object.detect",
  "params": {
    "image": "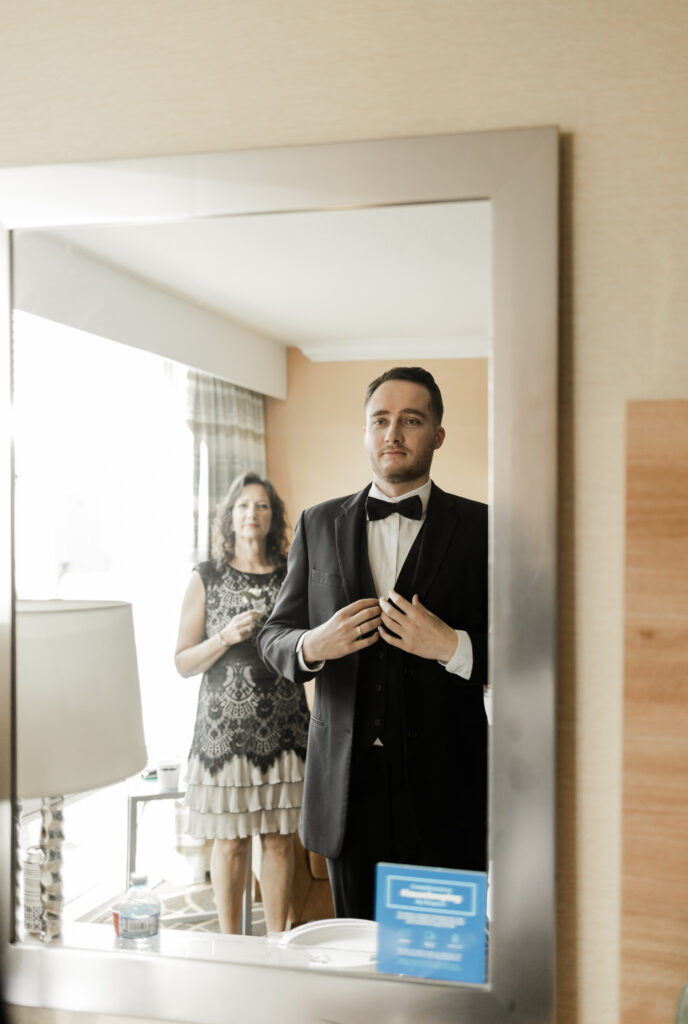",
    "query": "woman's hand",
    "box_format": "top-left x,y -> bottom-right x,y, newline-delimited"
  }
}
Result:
220,609 -> 262,646
174,574 -> 263,678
